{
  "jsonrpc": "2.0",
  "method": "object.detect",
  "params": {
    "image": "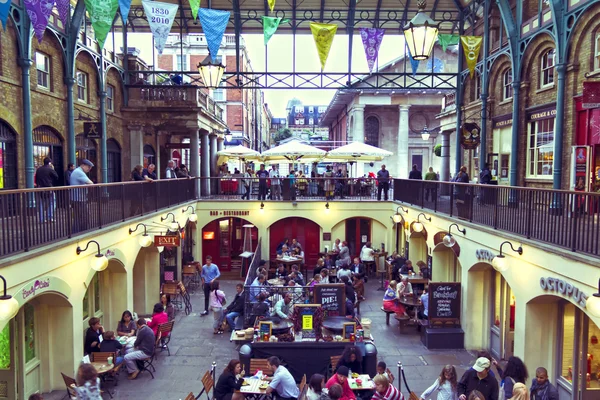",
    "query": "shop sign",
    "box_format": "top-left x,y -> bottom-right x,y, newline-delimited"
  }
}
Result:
209,210 -> 250,216
492,114 -> 513,129
154,235 -> 180,247
582,81 -> 600,109
528,109 -> 556,121
16,276 -> 72,305
84,122 -> 102,139
460,122 -> 481,150
539,277 -> 589,308
475,249 -> 495,263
